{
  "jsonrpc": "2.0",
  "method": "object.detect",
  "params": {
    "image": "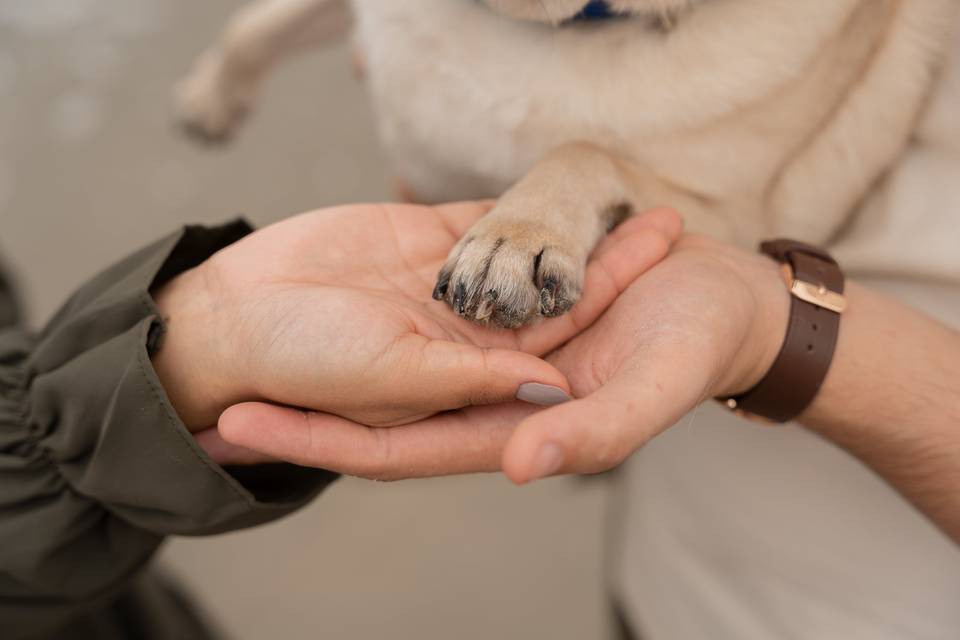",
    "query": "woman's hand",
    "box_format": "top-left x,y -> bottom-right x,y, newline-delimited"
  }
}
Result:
152,202 -> 681,435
